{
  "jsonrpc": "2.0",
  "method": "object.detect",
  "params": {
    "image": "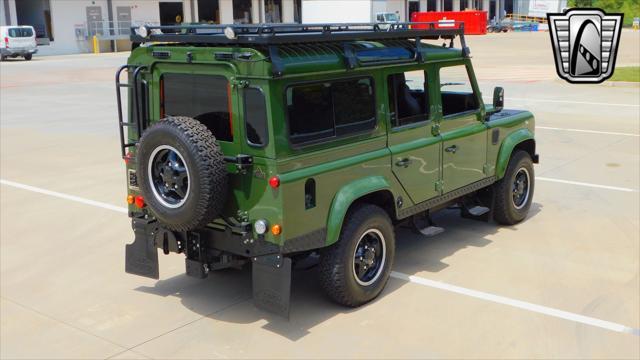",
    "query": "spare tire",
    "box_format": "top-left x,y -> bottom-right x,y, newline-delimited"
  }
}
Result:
136,116 -> 227,231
